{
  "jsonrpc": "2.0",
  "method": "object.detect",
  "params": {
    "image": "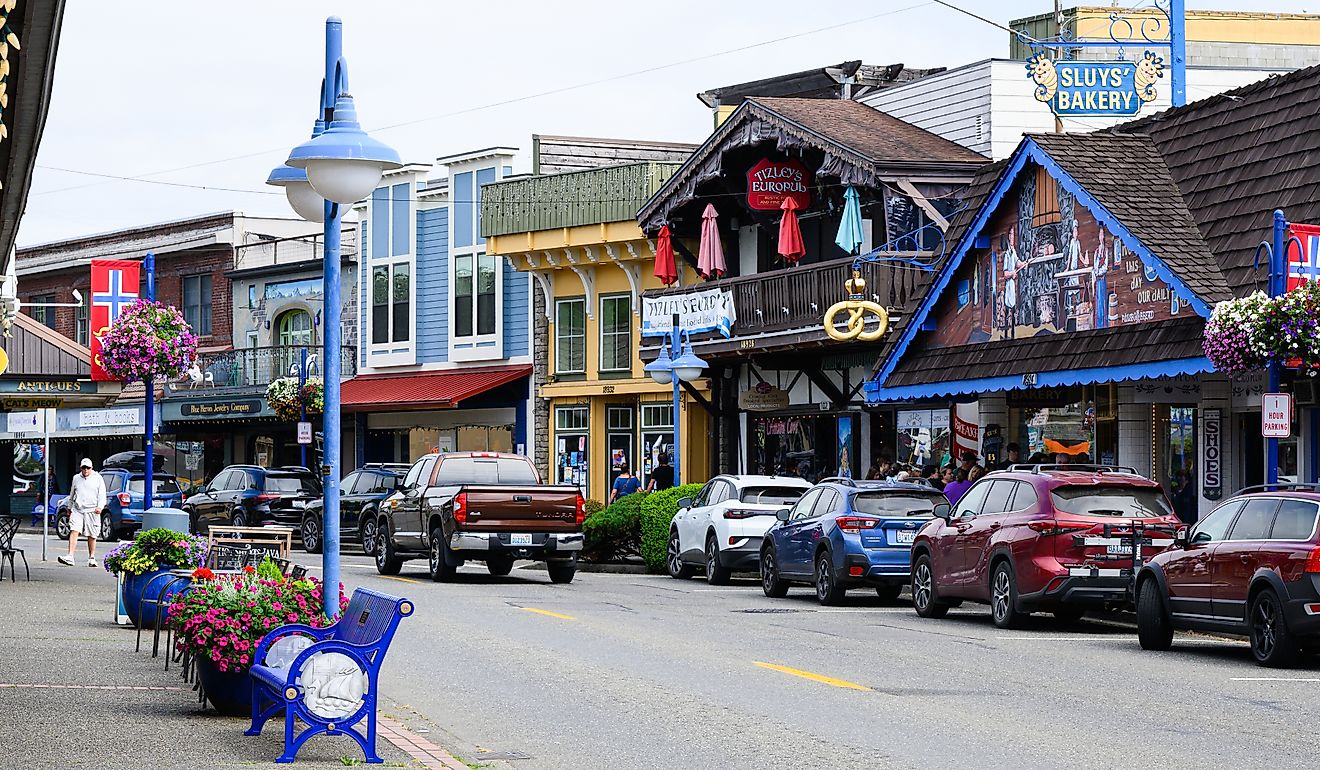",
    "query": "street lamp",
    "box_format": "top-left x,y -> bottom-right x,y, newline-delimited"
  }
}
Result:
268,16 -> 400,617
645,313 -> 707,486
